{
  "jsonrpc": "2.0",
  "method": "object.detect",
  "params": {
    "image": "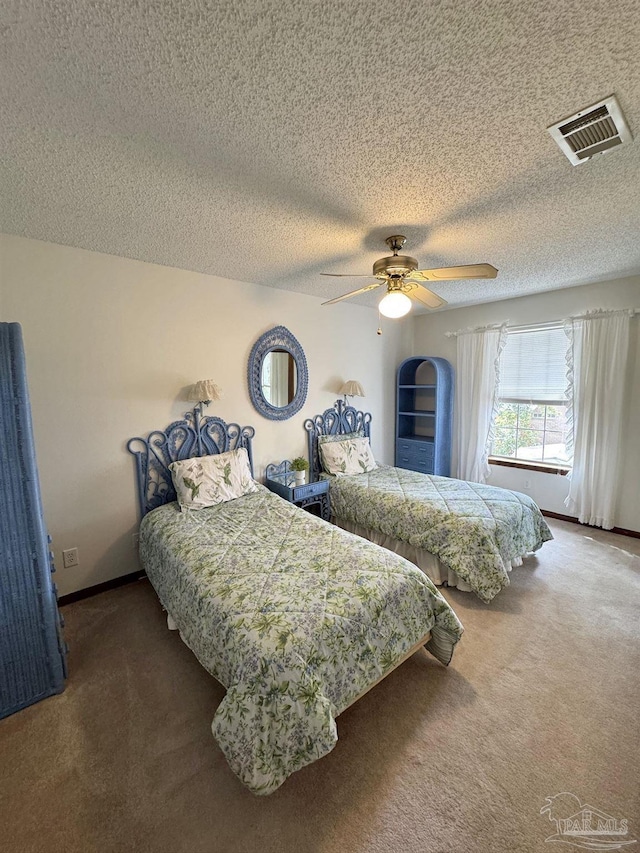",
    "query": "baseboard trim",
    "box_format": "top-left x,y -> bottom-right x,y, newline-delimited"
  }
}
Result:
58,570 -> 146,607
541,510 -> 640,539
